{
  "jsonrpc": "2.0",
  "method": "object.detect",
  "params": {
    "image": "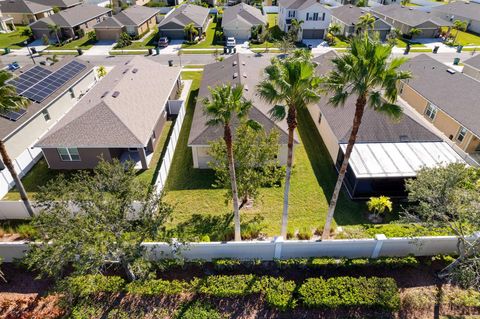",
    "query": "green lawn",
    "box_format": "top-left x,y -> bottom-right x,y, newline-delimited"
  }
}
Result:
332,36 -> 350,48
0,26 -> 30,49
47,36 -> 96,50
396,38 -> 426,48
181,18 -> 223,49
116,28 -> 159,50
450,30 -> 480,46
249,14 -> 284,49
163,71 -> 366,237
